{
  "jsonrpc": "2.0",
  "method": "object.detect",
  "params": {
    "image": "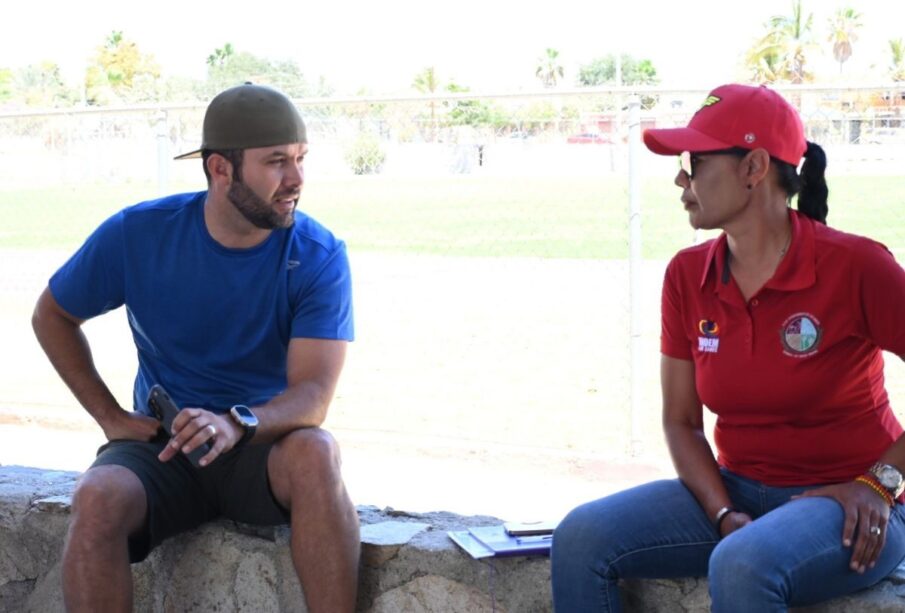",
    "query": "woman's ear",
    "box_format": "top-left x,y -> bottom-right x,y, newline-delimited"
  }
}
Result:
742,148 -> 771,187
